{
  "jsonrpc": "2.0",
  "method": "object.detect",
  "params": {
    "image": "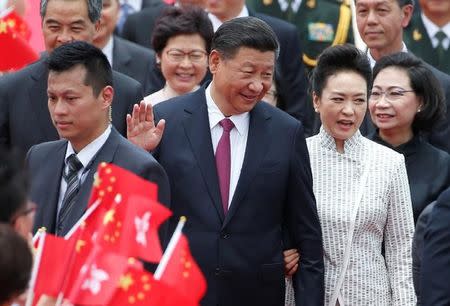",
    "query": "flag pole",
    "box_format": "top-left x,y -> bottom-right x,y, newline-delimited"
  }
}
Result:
25,231 -> 47,306
64,198 -> 101,240
154,216 -> 186,280
32,227 -> 46,247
